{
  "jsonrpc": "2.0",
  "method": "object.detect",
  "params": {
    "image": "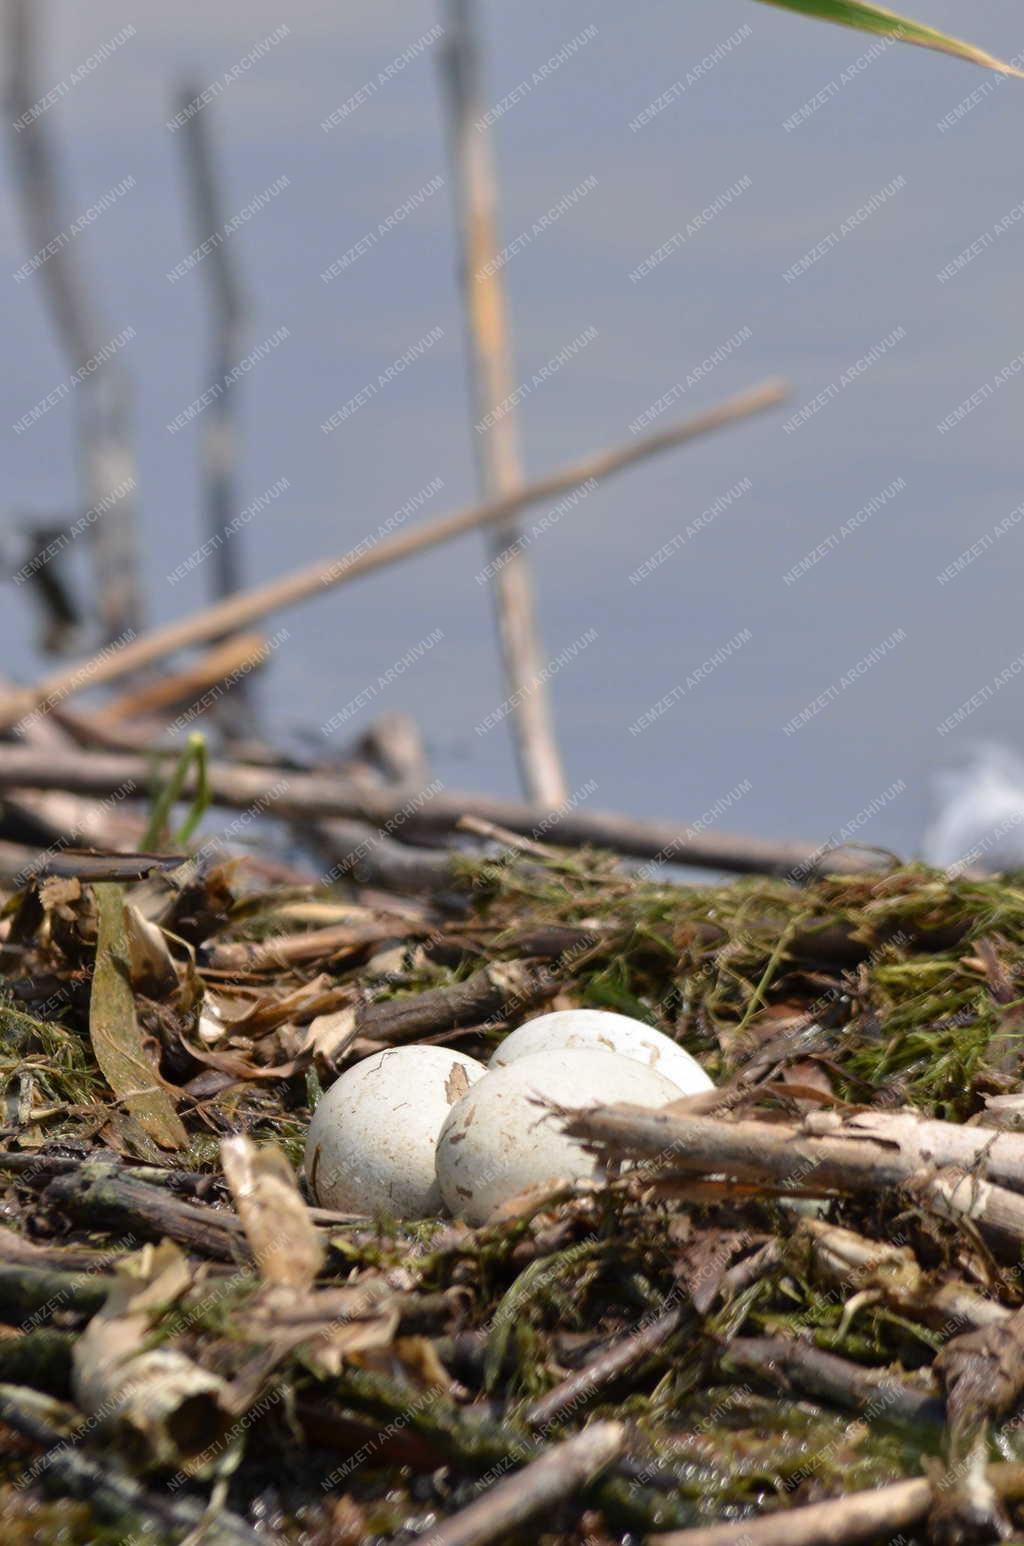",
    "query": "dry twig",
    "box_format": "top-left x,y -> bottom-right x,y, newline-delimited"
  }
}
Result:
0,379 -> 788,728
0,742 -> 884,878
413,1420 -> 625,1546
441,0 -> 566,804
4,0 -> 142,639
